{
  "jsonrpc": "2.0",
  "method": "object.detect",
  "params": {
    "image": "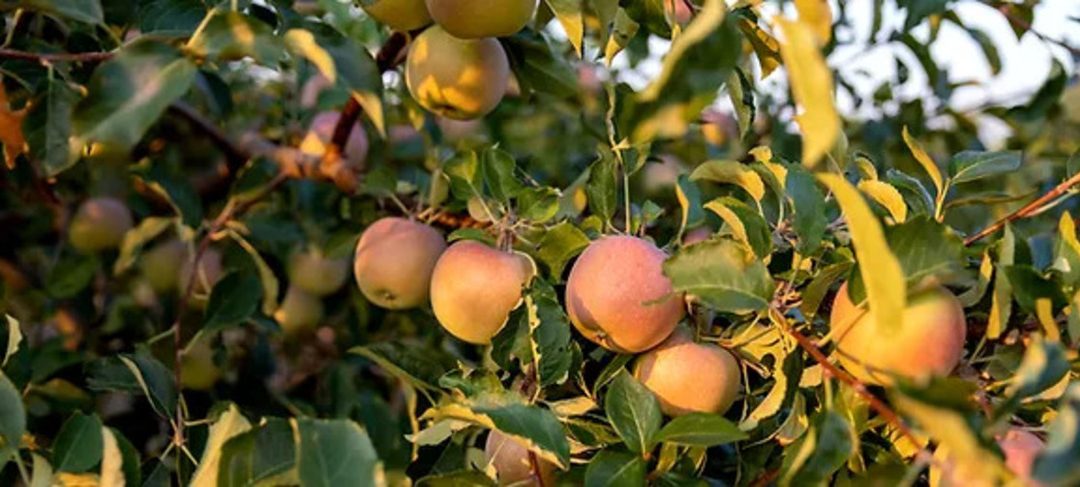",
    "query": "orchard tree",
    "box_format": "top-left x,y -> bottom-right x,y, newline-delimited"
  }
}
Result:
0,0 -> 1079,486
